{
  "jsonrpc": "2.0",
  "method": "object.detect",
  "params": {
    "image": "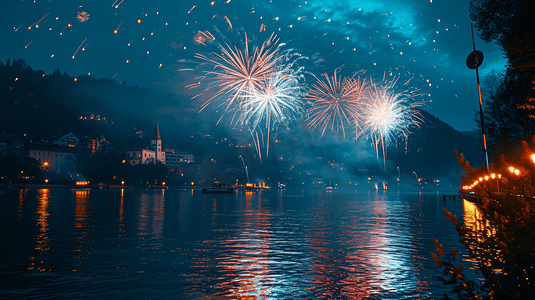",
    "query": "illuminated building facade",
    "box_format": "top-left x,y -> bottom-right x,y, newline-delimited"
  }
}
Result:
79,136 -> 113,154
24,136 -> 78,173
164,149 -> 194,165
126,148 -> 157,165
46,133 -> 80,148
